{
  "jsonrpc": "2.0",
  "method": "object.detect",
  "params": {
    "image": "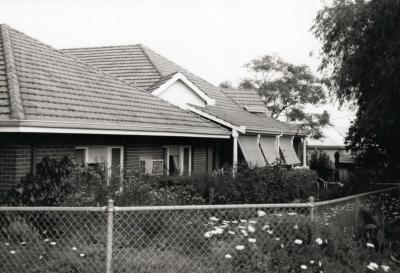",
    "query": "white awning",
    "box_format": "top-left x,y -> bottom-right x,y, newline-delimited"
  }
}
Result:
238,135 -> 266,167
279,136 -> 301,165
259,136 -> 280,165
